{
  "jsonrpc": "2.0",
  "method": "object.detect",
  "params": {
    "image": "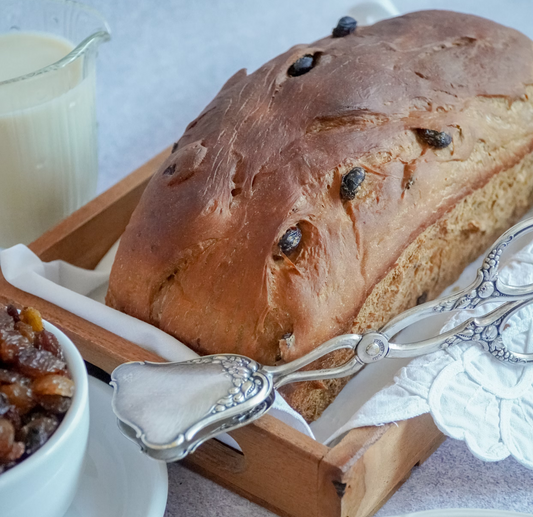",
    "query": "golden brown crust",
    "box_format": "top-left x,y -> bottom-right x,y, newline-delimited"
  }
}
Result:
107,11 -> 533,417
